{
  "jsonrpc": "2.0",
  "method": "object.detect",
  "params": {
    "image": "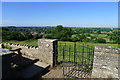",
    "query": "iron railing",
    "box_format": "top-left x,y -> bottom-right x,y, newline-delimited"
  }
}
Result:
57,42 -> 94,78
